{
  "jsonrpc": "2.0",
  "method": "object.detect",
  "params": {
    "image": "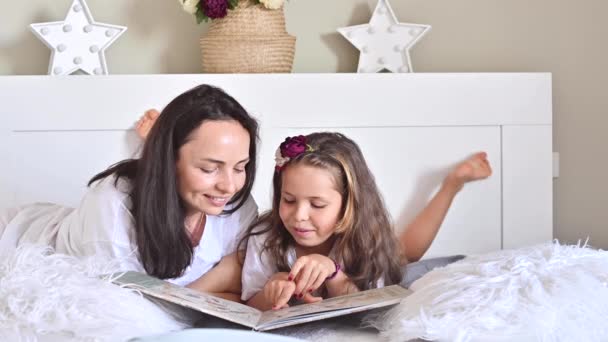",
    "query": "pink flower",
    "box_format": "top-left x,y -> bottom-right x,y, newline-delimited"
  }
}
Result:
275,135 -> 312,172
202,0 -> 228,19
280,135 -> 307,158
